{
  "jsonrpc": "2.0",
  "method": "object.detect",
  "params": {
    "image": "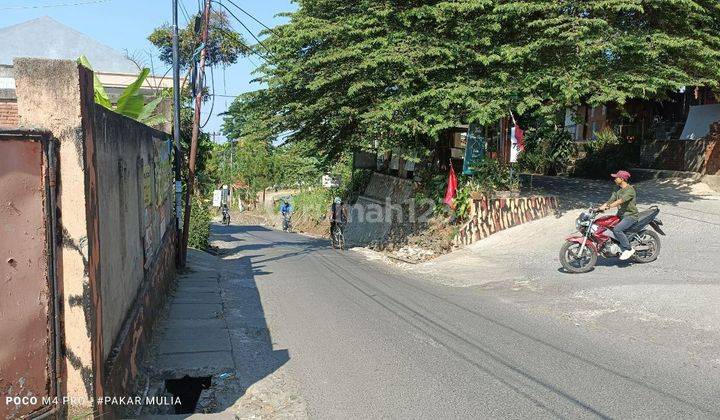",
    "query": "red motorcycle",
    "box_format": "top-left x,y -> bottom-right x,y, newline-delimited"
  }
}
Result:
559,206 -> 665,273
